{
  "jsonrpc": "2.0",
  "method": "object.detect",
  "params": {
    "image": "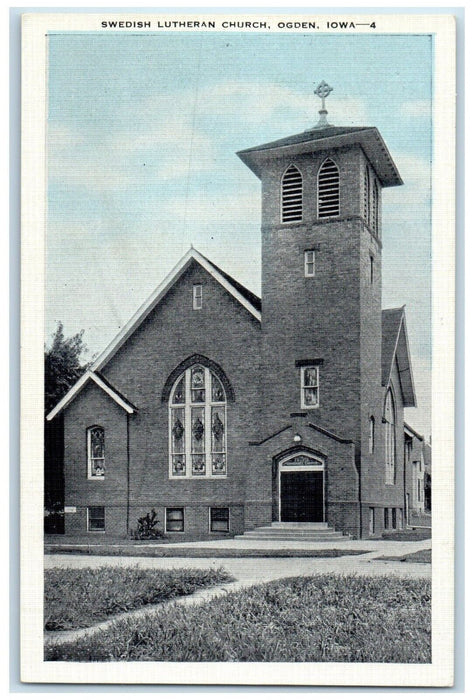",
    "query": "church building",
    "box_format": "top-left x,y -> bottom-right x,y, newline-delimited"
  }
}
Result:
47,83 -> 416,539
